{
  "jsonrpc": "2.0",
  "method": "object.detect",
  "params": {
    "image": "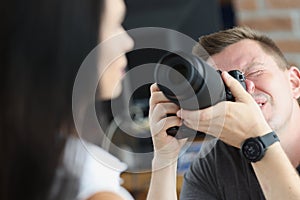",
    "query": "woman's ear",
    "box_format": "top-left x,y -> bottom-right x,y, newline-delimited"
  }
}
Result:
288,66 -> 300,99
